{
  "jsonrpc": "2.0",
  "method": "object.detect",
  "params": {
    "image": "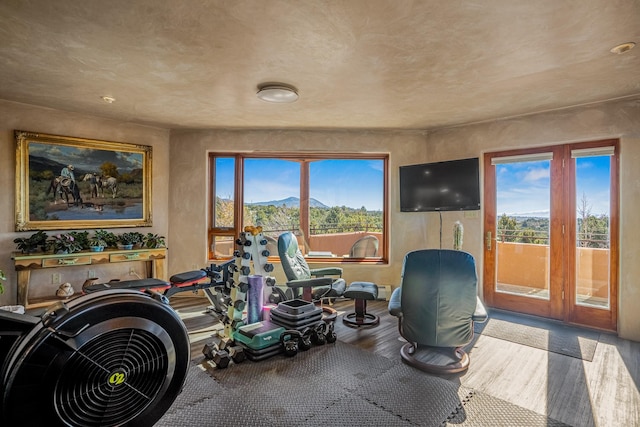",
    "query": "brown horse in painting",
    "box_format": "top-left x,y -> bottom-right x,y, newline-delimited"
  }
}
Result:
47,176 -> 83,206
